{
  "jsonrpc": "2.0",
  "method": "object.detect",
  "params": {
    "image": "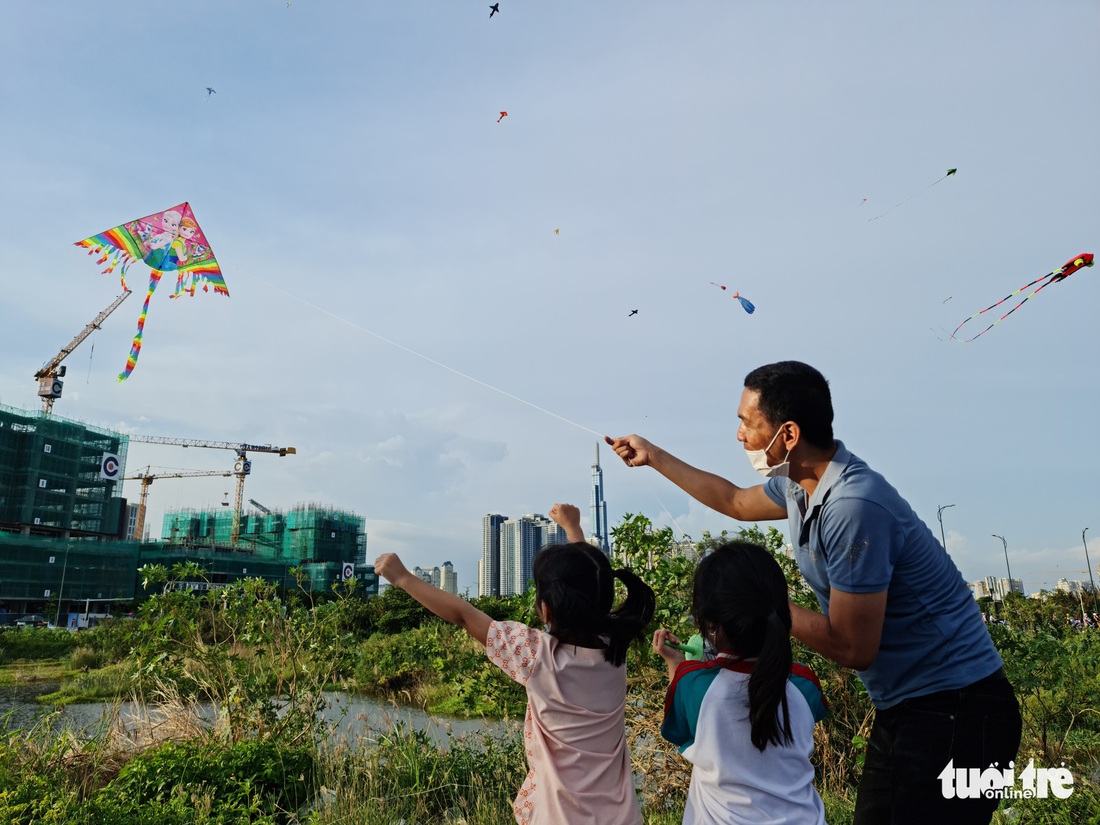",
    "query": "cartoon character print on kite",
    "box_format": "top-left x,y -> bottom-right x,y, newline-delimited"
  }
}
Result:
75,202 -> 228,381
950,253 -> 1093,342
